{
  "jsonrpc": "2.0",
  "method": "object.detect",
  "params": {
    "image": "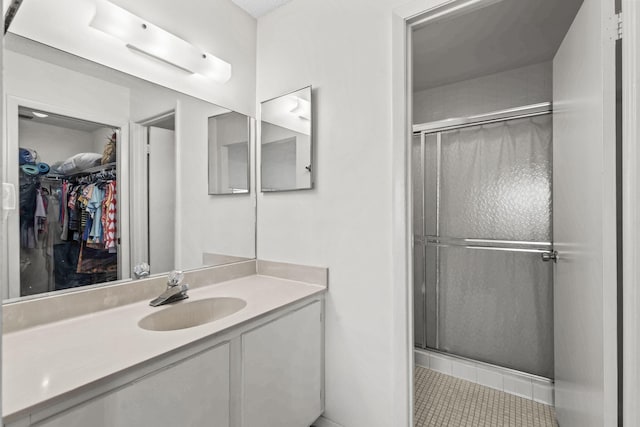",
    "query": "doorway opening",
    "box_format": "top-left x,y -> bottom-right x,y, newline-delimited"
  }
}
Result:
407,0 -> 618,425
13,107 -> 121,298
133,111 -> 177,276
